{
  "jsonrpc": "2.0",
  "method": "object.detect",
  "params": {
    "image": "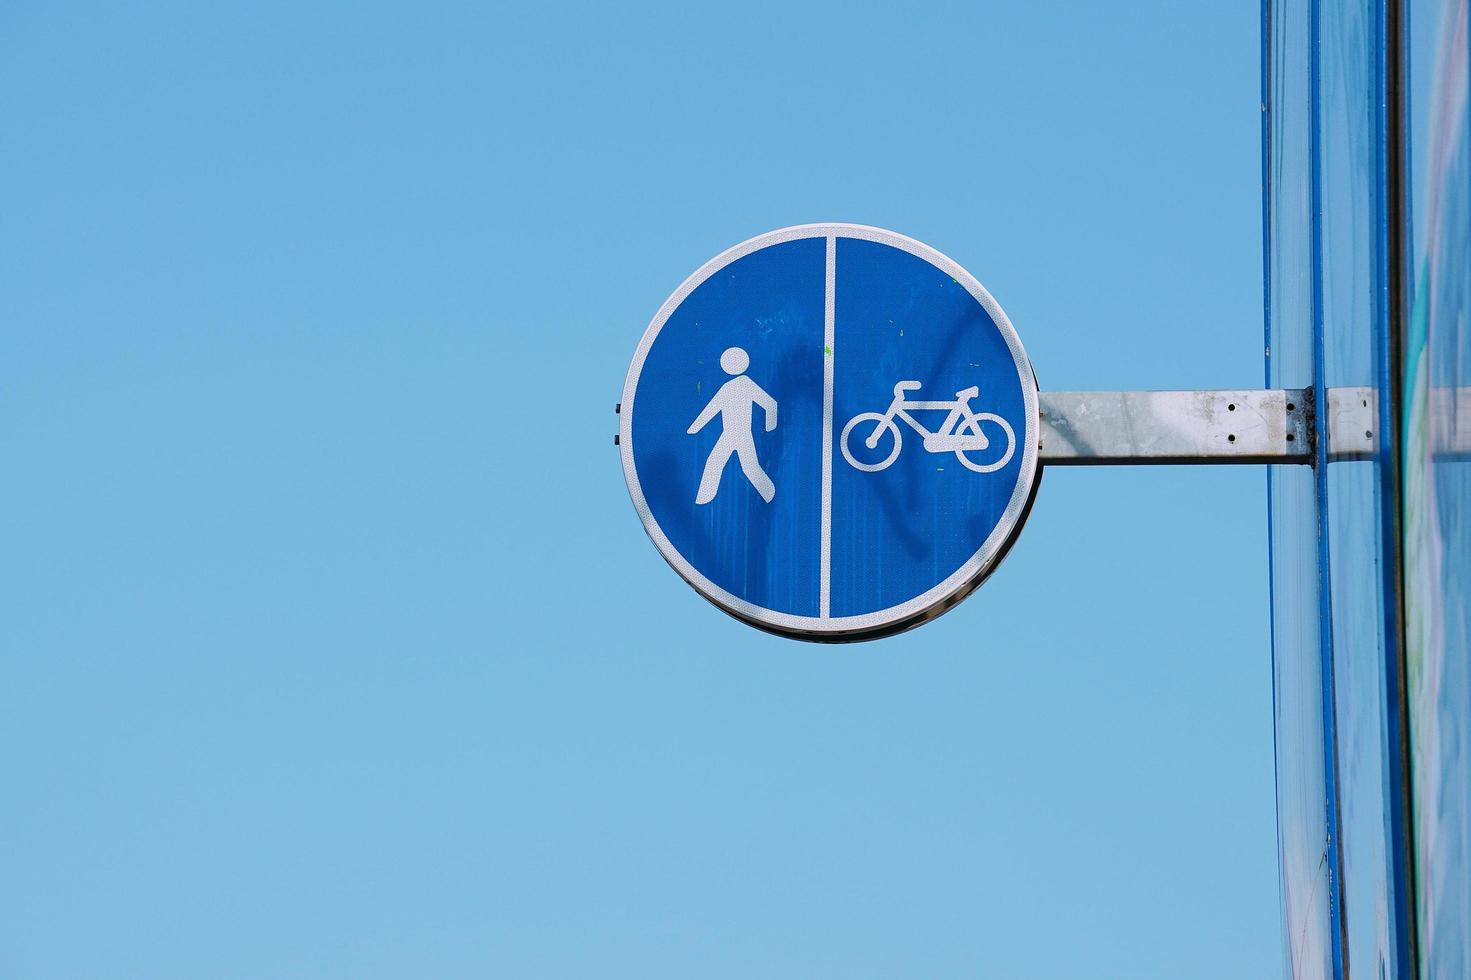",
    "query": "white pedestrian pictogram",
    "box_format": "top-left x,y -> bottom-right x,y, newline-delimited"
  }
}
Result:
688,347 -> 778,504
840,379 -> 1016,474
